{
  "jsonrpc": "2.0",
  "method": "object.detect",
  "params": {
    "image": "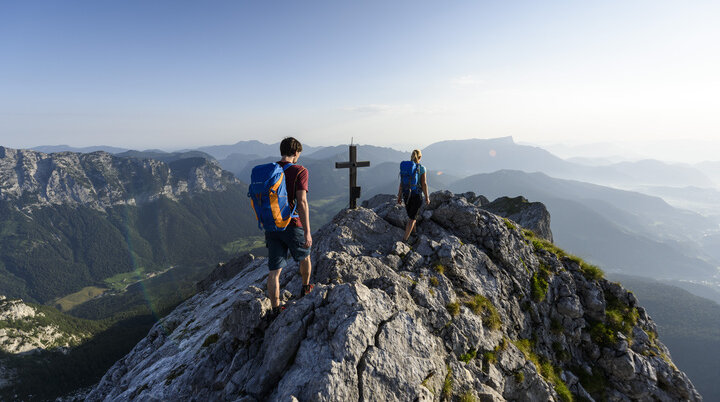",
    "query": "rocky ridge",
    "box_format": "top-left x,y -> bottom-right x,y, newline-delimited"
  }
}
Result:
480,195 -> 554,243
87,192 -> 700,401
0,296 -> 85,355
0,147 -> 237,211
